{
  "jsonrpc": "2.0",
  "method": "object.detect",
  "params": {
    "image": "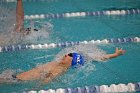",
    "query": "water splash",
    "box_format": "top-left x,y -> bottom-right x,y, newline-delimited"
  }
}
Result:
23,21 -> 53,44
0,69 -> 23,83
0,6 -> 16,46
33,54 -> 54,60
51,44 -> 107,86
0,6 -> 53,46
0,2 -> 54,46
0,7 -> 15,33
51,62 -> 96,87
54,44 -> 107,62
0,69 -> 16,79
